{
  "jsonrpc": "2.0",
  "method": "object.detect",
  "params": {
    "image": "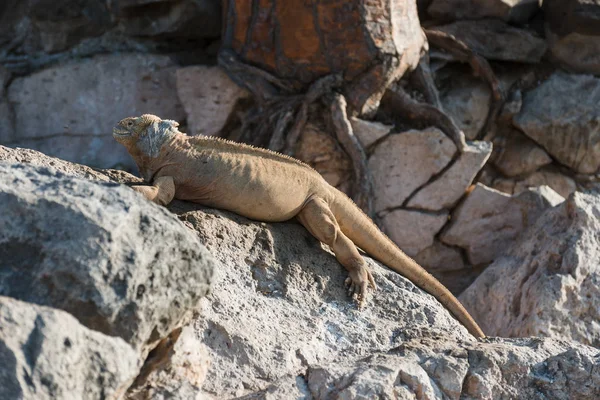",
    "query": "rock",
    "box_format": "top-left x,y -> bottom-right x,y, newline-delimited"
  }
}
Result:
8,135 -> 137,172
0,65 -> 10,97
440,184 -> 563,265
493,168 -> 578,199
381,209 -> 449,257
127,326 -> 209,400
0,0 -> 113,55
544,0 -> 600,74
514,72 -> 600,174
427,0 -> 539,23
350,117 -> 392,148
0,145 -> 113,181
546,31 -> 600,75
498,89 -> 523,122
414,241 -> 478,295
434,268 -> 485,297
6,53 -> 185,169
544,0 -> 600,37
460,190 -> 600,347
492,128 -> 552,177
436,19 -> 547,63
0,65 -> 13,139
438,72 -> 491,140
176,65 -> 249,137
247,337 -> 600,399
407,141 -> 492,211
415,241 -> 465,272
0,100 -> 14,143
237,375 -> 310,399
172,205 -> 473,397
369,128 -> 456,212
0,162 -> 214,354
0,0 -> 220,58
117,0 -> 221,39
0,295 -> 140,400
